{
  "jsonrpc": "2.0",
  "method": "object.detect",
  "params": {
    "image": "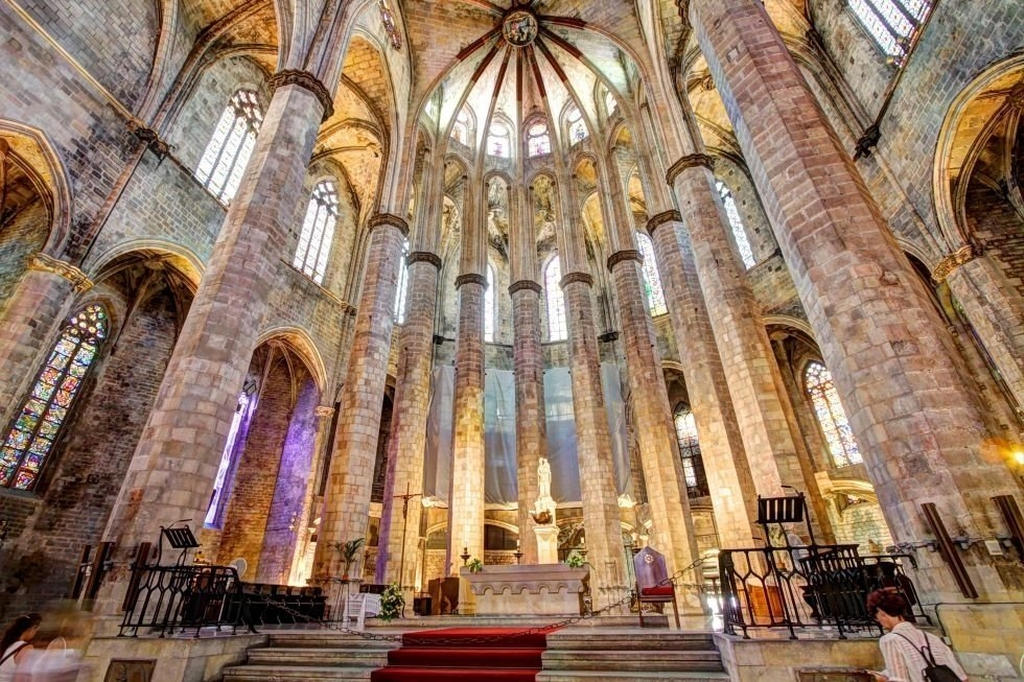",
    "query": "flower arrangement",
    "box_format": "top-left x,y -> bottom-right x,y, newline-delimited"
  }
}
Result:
467,557 -> 484,573
379,583 -> 404,621
565,550 -> 585,569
